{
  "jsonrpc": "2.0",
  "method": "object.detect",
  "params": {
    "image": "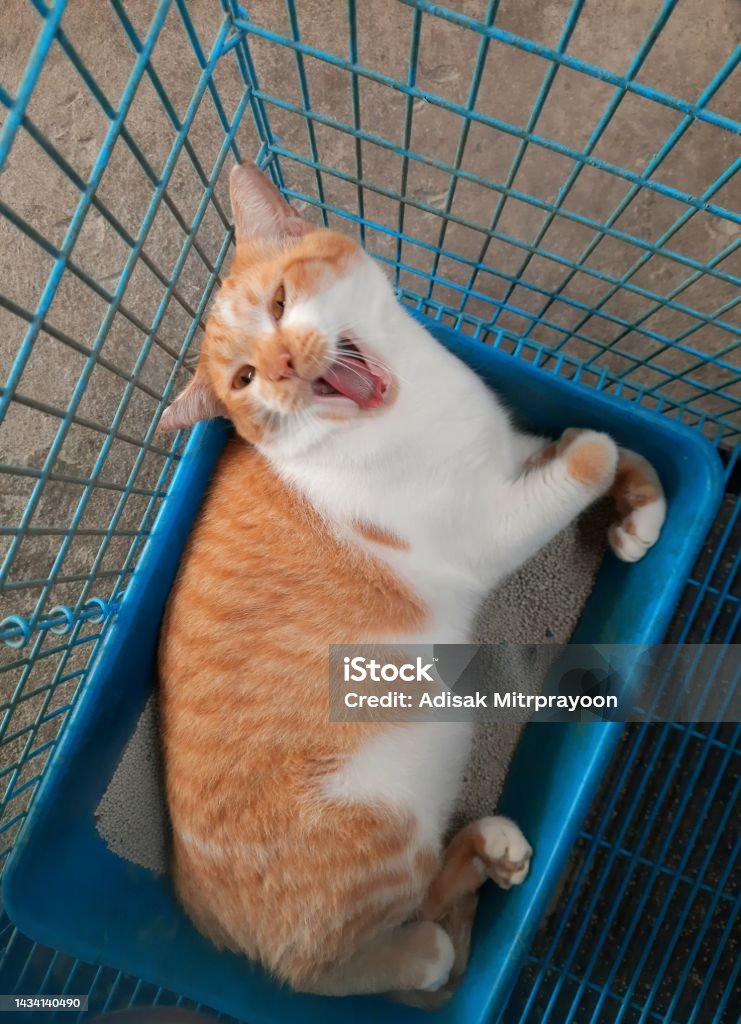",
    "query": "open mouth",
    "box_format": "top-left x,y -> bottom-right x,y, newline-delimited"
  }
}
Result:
311,339 -> 390,410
